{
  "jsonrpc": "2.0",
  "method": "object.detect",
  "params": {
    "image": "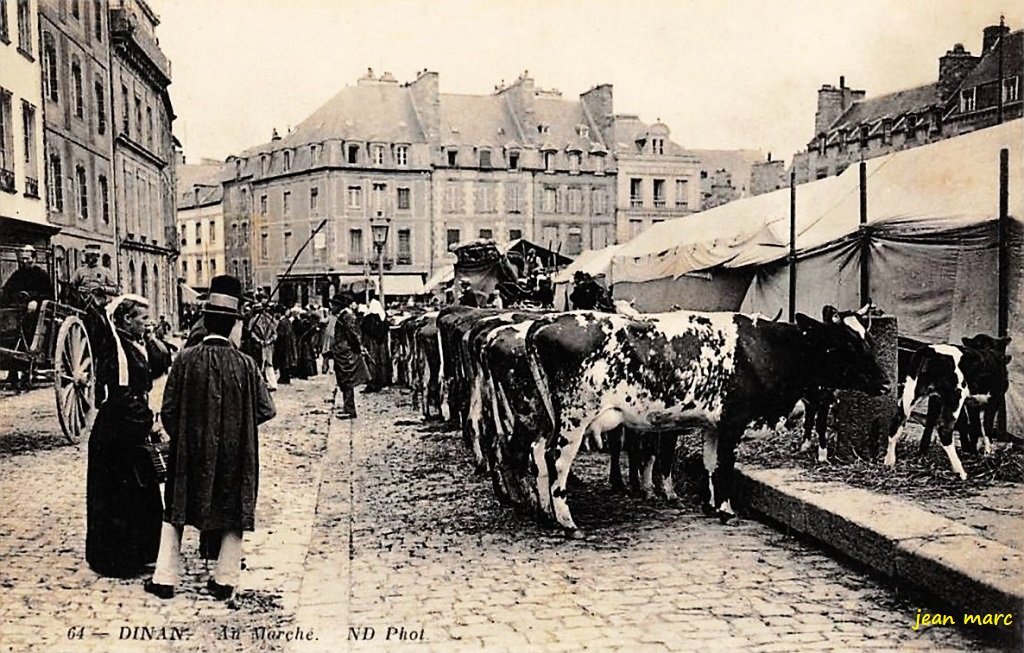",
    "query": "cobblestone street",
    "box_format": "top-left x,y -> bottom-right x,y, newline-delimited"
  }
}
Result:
0,377 -> 1010,652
